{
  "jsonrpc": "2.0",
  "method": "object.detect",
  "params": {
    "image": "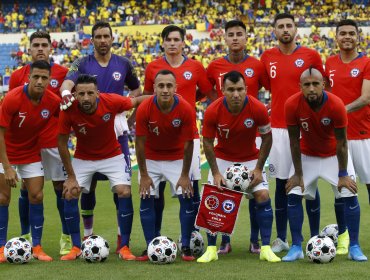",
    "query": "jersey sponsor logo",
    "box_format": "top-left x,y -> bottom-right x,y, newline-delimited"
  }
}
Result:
294,59 -> 304,67
269,62 -> 277,65
40,109 -> 50,119
222,199 -> 236,214
172,118 -> 182,127
112,71 -> 122,81
204,195 -> 219,210
244,118 -> 254,128
49,79 -> 59,88
268,164 -> 276,175
321,117 -> 331,126
102,113 -> 111,122
244,68 -> 254,77
219,72 -> 228,76
350,68 -> 360,77
183,71 -> 193,80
